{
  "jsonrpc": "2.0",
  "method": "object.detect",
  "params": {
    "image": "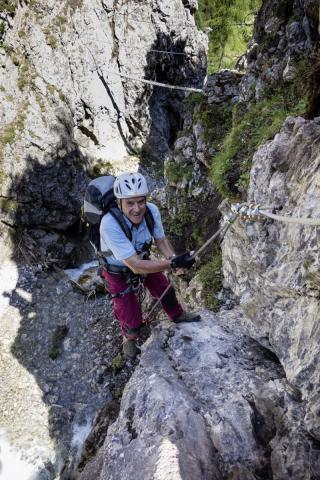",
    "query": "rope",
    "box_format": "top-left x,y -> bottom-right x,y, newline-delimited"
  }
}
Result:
143,215 -> 238,324
232,203 -> 320,226
149,49 -> 188,56
111,10 -> 254,29
142,203 -> 320,325
108,70 -> 203,93
259,209 -> 320,226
